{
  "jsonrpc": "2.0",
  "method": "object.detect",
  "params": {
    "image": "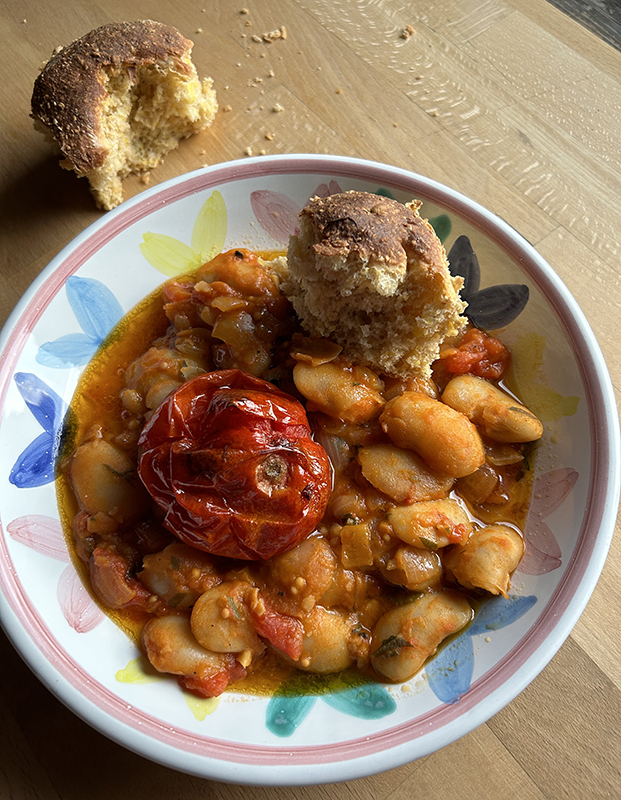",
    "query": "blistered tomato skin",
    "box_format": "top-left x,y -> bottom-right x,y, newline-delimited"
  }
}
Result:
137,370 -> 331,560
